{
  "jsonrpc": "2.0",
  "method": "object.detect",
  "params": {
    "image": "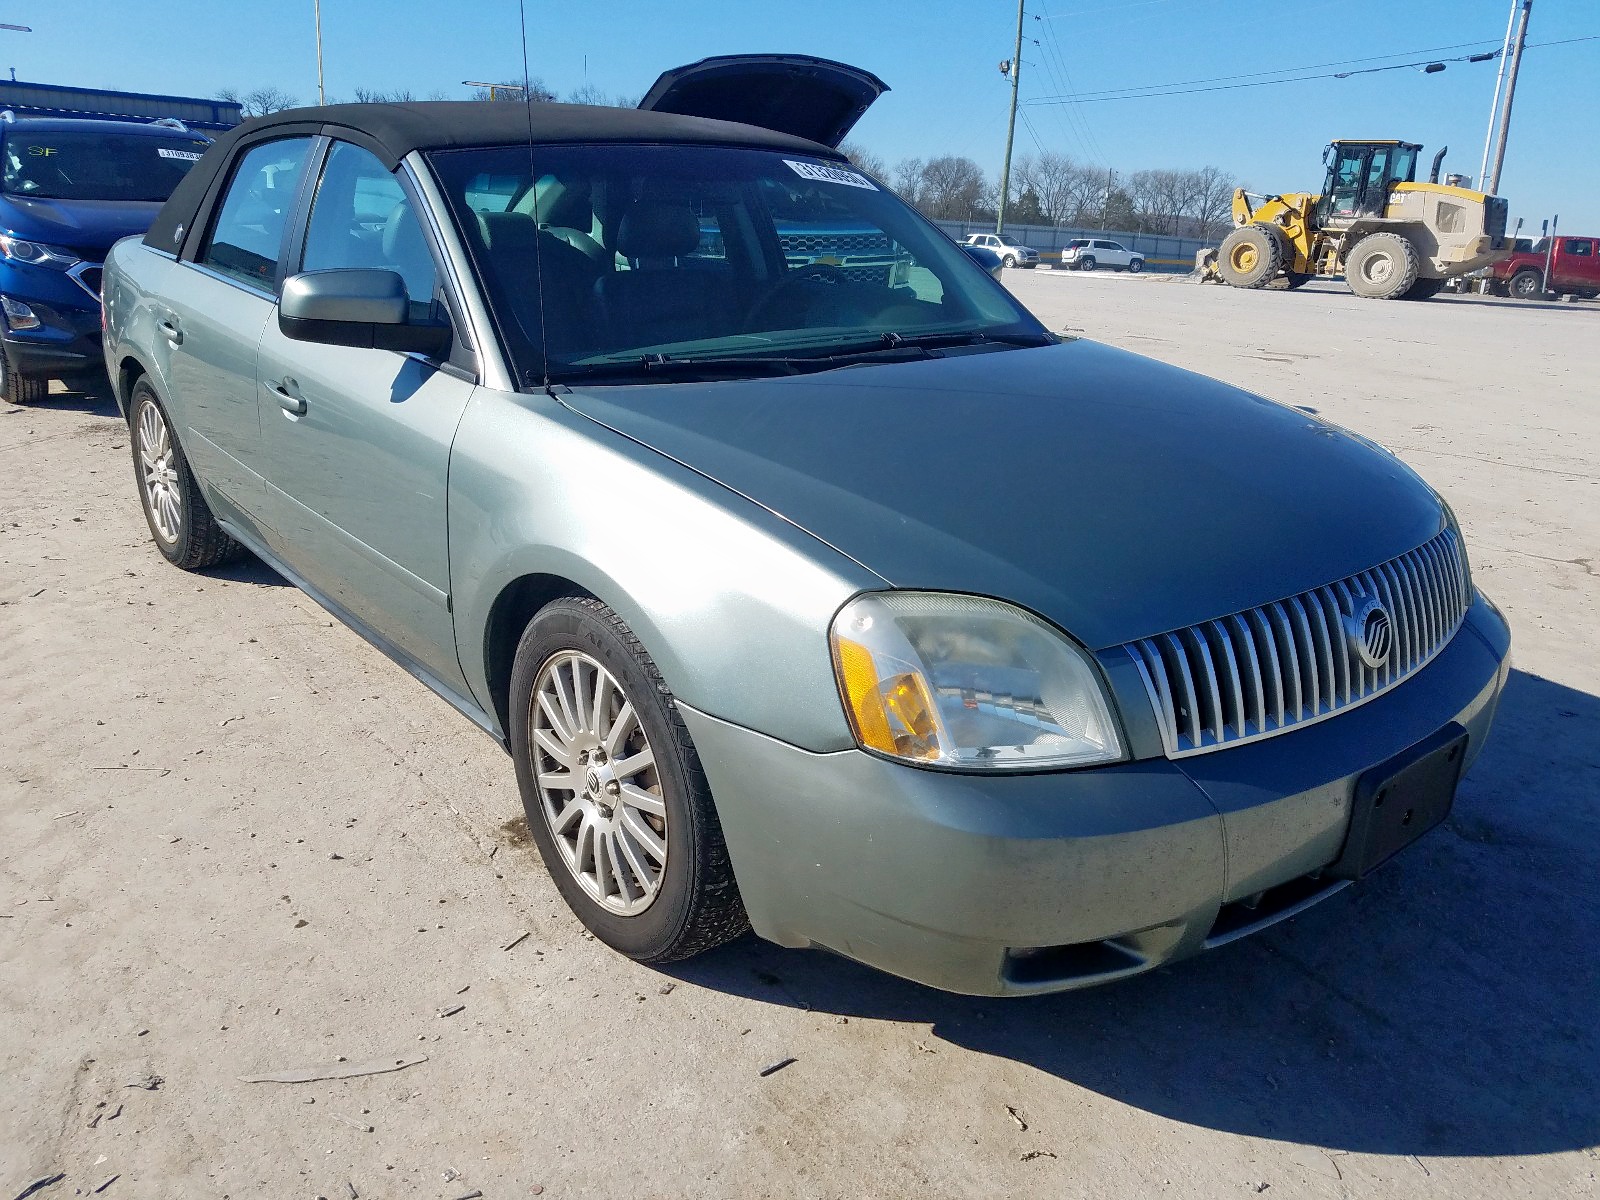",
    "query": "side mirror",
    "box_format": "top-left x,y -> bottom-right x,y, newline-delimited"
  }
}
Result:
959,243 -> 1005,281
279,269 -> 450,357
